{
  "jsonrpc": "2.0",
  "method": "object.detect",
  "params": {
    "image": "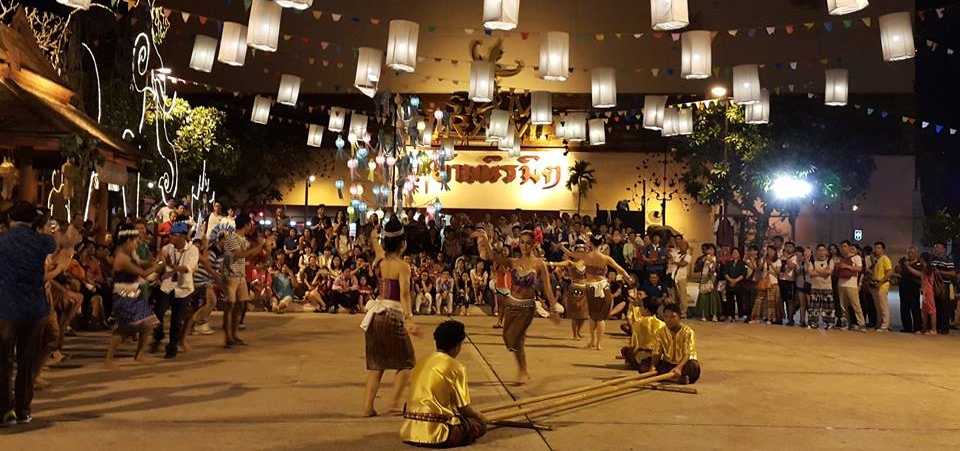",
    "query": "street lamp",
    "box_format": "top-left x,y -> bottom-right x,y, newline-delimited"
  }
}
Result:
769,174 -> 813,200
710,85 -> 728,98
305,174 -> 316,226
